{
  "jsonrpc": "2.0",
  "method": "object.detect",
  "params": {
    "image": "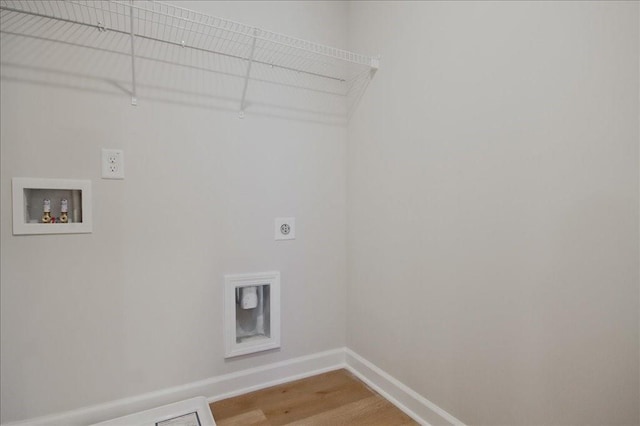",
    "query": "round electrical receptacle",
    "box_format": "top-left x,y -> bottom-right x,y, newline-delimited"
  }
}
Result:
280,224 -> 290,235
